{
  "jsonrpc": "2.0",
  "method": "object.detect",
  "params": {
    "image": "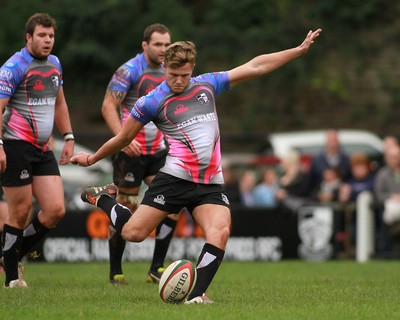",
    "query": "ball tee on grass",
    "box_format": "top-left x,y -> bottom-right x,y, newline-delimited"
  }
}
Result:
159,259 -> 197,304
